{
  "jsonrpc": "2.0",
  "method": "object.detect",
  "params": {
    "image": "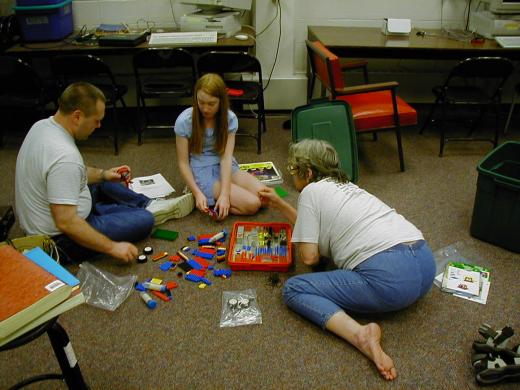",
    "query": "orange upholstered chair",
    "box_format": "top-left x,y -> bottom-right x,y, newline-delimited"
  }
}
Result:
306,40 -> 417,171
